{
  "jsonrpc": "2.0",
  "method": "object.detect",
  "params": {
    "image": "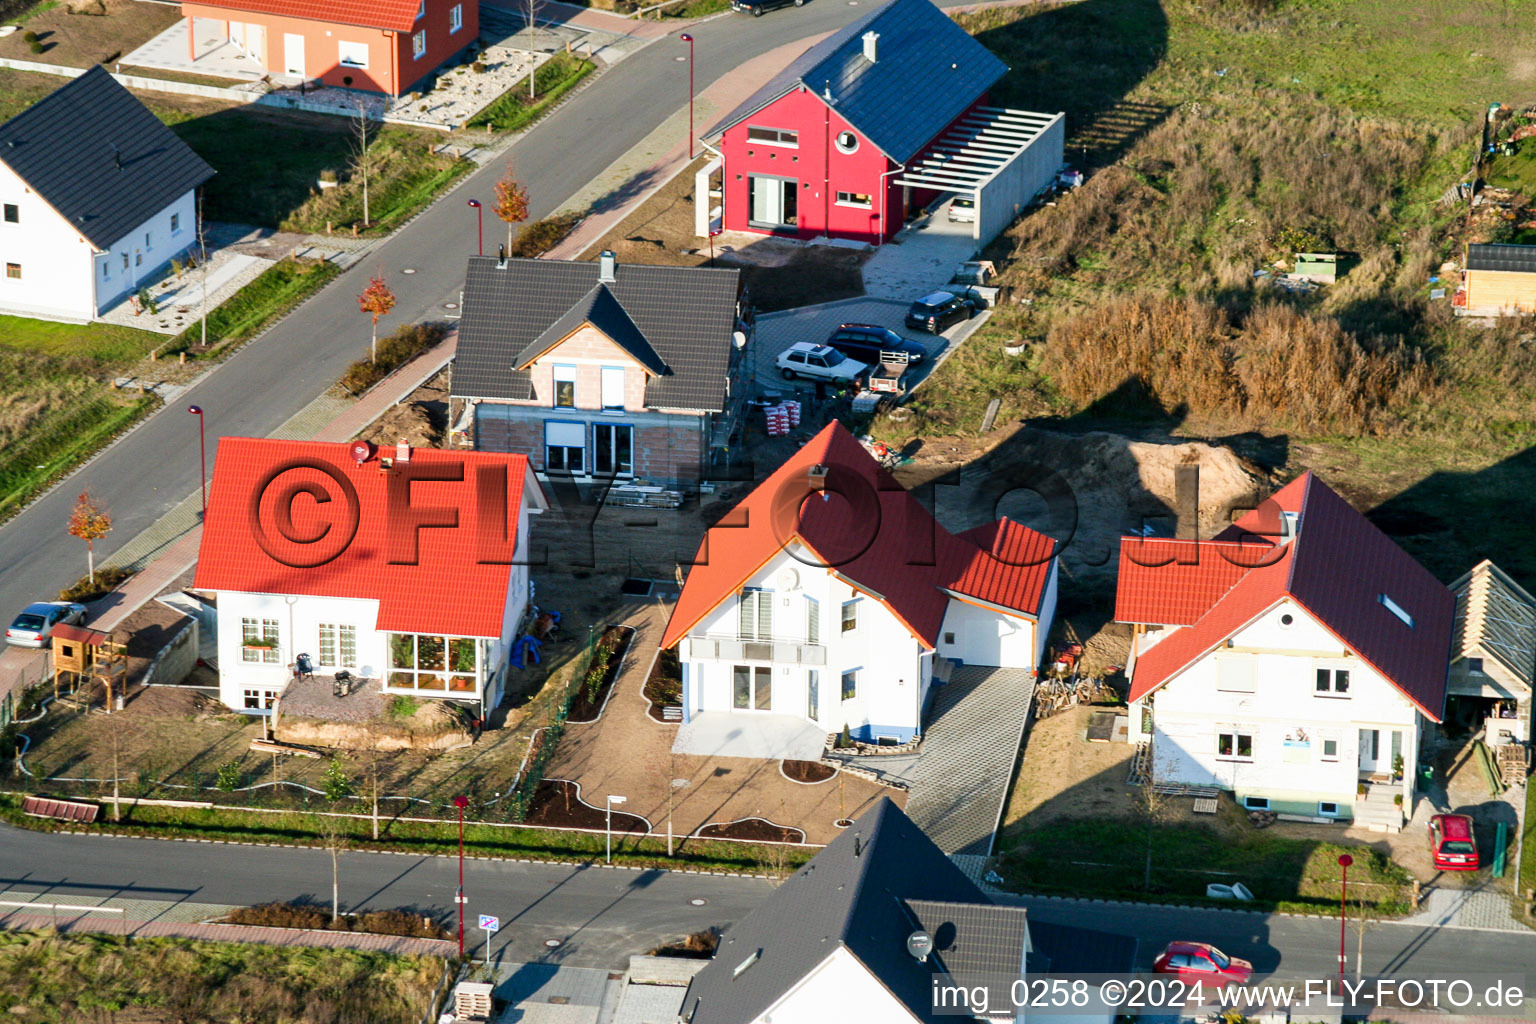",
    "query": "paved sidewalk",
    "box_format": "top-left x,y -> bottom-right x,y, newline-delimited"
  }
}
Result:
0,910 -> 456,955
1401,884 -> 1529,933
